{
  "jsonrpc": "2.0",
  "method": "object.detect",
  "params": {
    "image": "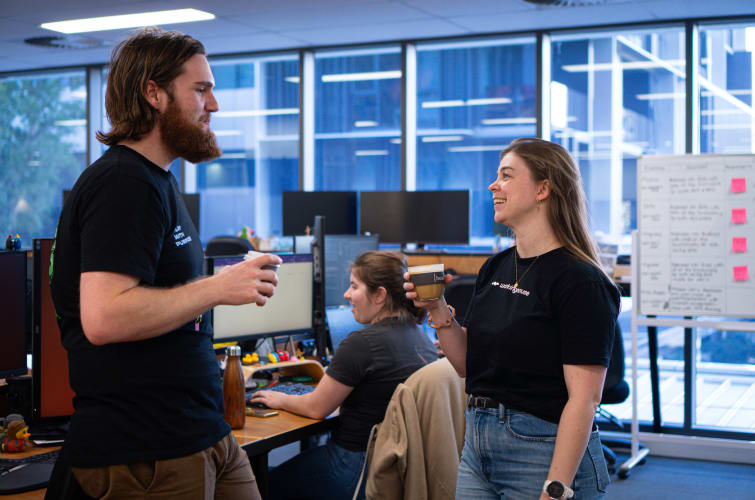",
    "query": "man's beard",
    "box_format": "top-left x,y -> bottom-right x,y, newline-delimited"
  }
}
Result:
159,99 -> 222,163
